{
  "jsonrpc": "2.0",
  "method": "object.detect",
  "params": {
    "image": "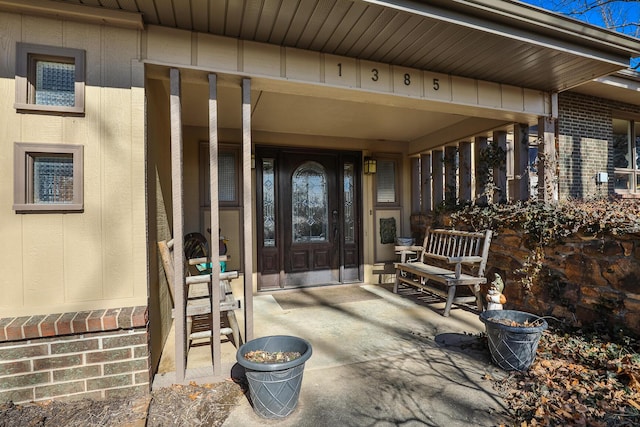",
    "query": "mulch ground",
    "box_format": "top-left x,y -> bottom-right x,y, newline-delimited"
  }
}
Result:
0,380 -> 245,427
